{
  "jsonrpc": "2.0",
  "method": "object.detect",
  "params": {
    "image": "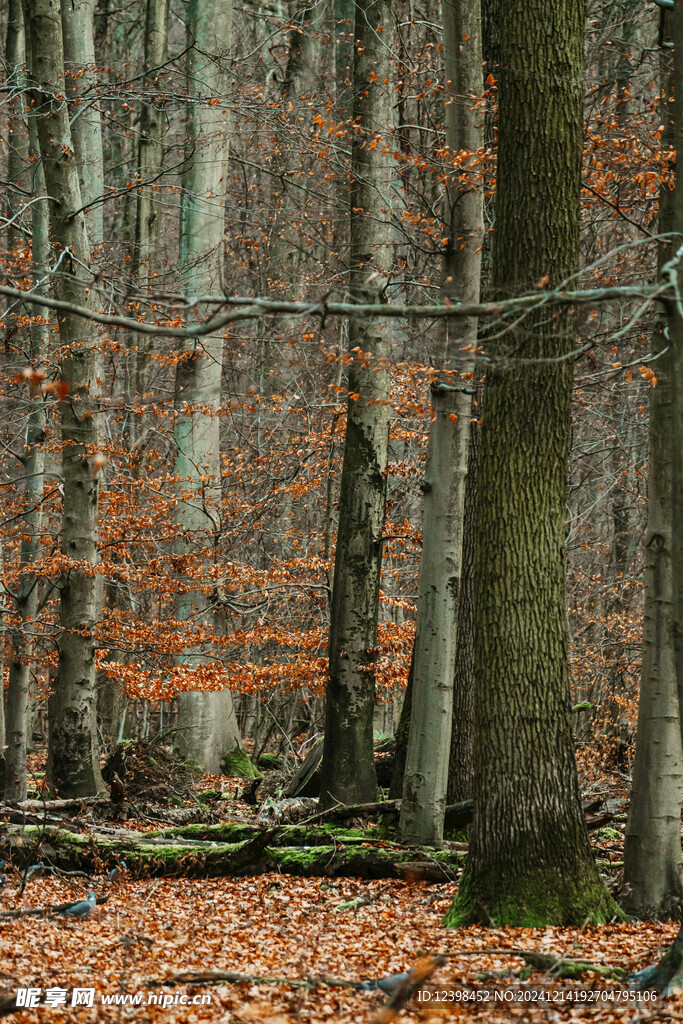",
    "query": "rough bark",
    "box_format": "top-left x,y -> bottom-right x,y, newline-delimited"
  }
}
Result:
172,0 -> 244,773
60,0 -> 104,246
400,0 -> 484,846
26,0 -> 104,798
444,0 -> 619,927
318,0 -> 395,810
4,17 -> 50,801
623,63 -> 683,918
